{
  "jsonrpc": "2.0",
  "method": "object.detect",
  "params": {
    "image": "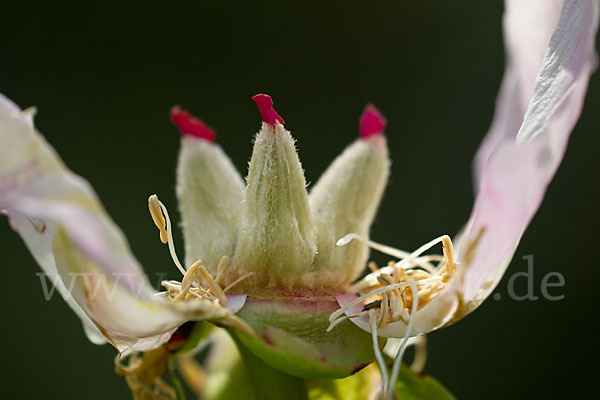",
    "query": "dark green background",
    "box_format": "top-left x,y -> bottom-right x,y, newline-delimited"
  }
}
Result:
1,1 -> 598,399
